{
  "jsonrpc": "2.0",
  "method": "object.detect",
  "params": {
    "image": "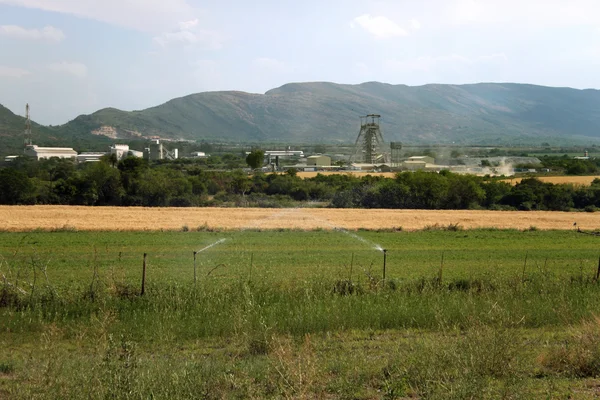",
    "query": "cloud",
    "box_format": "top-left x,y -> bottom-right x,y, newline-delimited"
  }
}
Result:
48,62 -> 87,78
0,65 -> 31,78
0,0 -> 198,32
353,14 -> 418,39
179,19 -> 199,31
0,25 -> 65,42
410,19 -> 421,30
154,18 -> 222,49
